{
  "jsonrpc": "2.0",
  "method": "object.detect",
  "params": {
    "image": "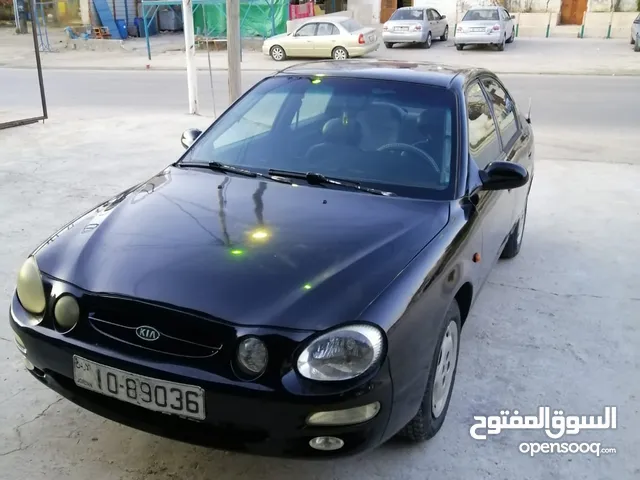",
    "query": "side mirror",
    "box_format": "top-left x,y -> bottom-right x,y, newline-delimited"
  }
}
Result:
510,14 -> 516,19
181,128 -> 202,149
441,14 -> 447,19
480,161 -> 529,191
